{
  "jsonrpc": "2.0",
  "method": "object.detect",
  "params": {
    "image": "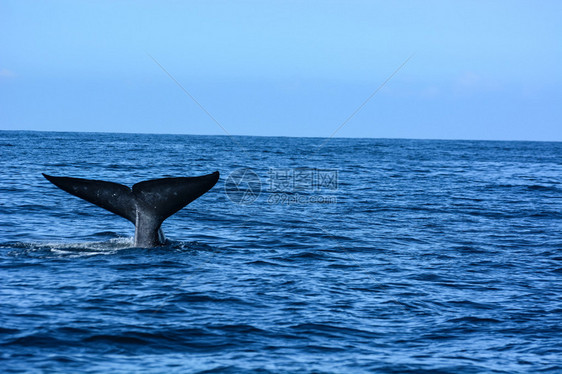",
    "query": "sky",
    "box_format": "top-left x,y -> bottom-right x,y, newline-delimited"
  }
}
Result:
1,0 -> 561,141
